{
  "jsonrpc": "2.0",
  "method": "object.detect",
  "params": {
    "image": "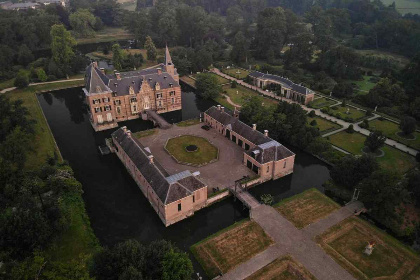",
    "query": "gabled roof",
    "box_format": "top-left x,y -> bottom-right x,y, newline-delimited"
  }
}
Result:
84,65 -> 112,95
249,71 -> 313,95
249,141 -> 295,164
112,128 -> 206,205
